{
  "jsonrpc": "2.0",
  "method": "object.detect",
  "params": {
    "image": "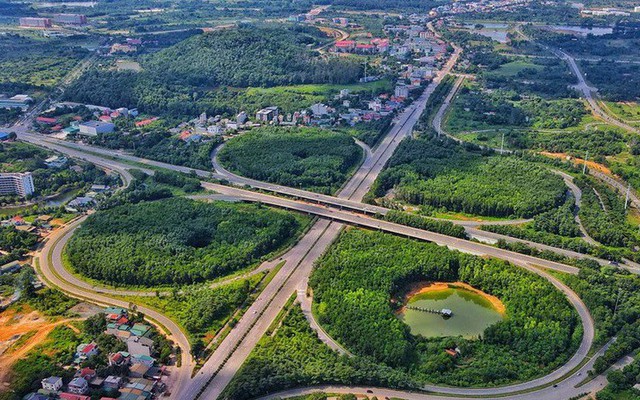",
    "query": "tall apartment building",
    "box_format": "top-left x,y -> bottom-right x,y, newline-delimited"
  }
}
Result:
0,173 -> 35,197
53,14 -> 87,25
19,17 -> 53,28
